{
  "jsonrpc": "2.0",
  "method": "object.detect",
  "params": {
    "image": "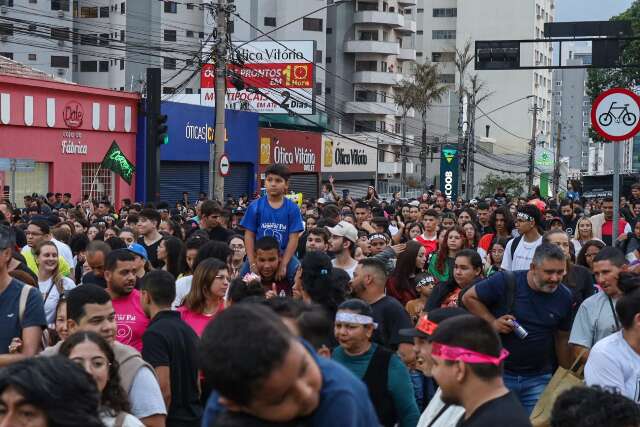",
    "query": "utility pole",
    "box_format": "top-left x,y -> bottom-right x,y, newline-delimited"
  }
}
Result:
457,93 -> 465,199
553,121 -> 562,196
528,101 -> 540,195
209,0 -> 228,201
465,93 -> 476,200
145,68 -> 161,204
401,117 -> 407,197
